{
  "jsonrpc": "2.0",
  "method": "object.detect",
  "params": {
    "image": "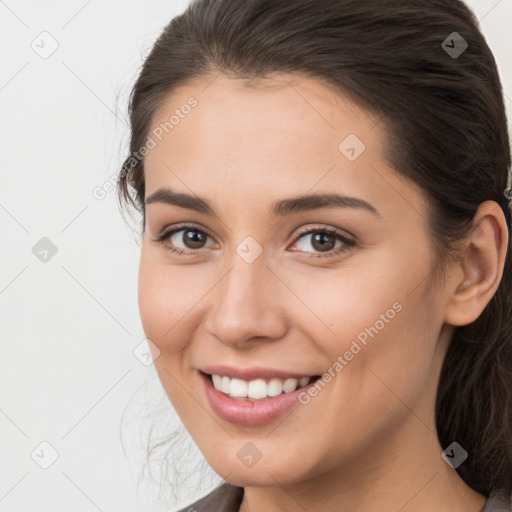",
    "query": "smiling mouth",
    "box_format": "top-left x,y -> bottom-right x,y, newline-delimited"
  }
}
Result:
202,371 -> 322,401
